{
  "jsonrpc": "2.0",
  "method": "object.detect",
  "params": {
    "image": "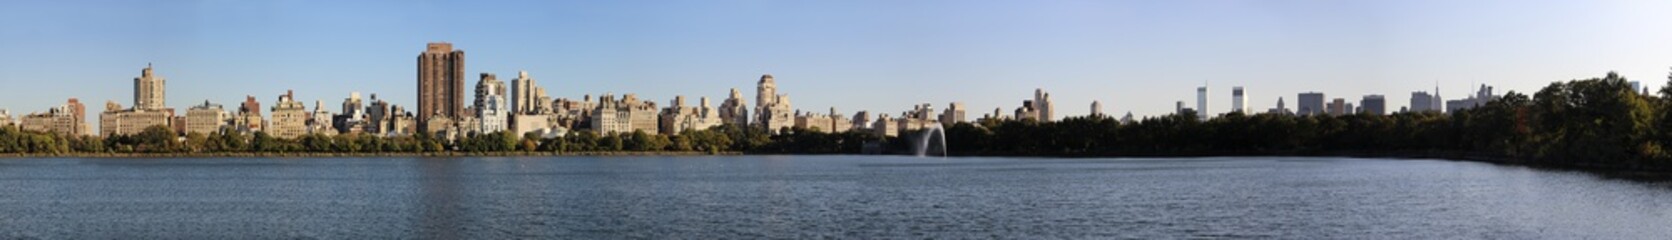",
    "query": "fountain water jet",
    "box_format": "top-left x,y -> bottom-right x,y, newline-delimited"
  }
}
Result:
914,124 -> 948,157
